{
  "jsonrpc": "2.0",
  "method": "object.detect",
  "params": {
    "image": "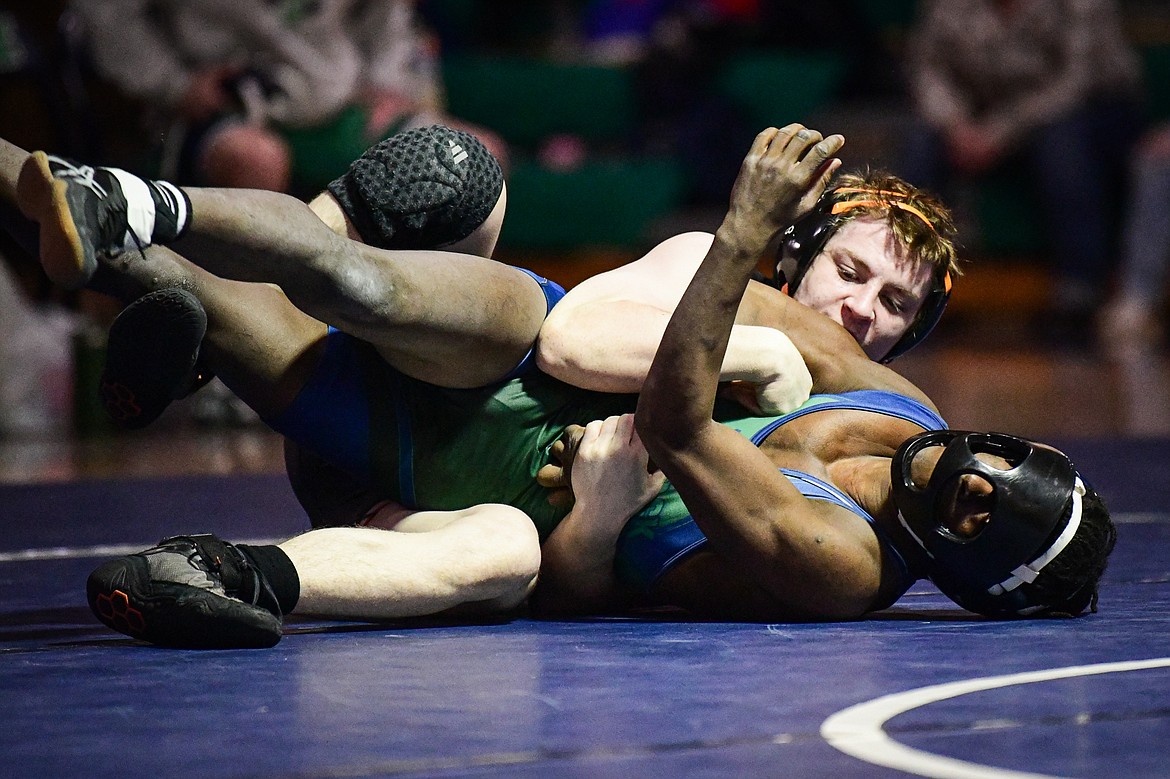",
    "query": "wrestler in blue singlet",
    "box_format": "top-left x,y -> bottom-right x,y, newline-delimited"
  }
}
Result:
614,391 -> 946,602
